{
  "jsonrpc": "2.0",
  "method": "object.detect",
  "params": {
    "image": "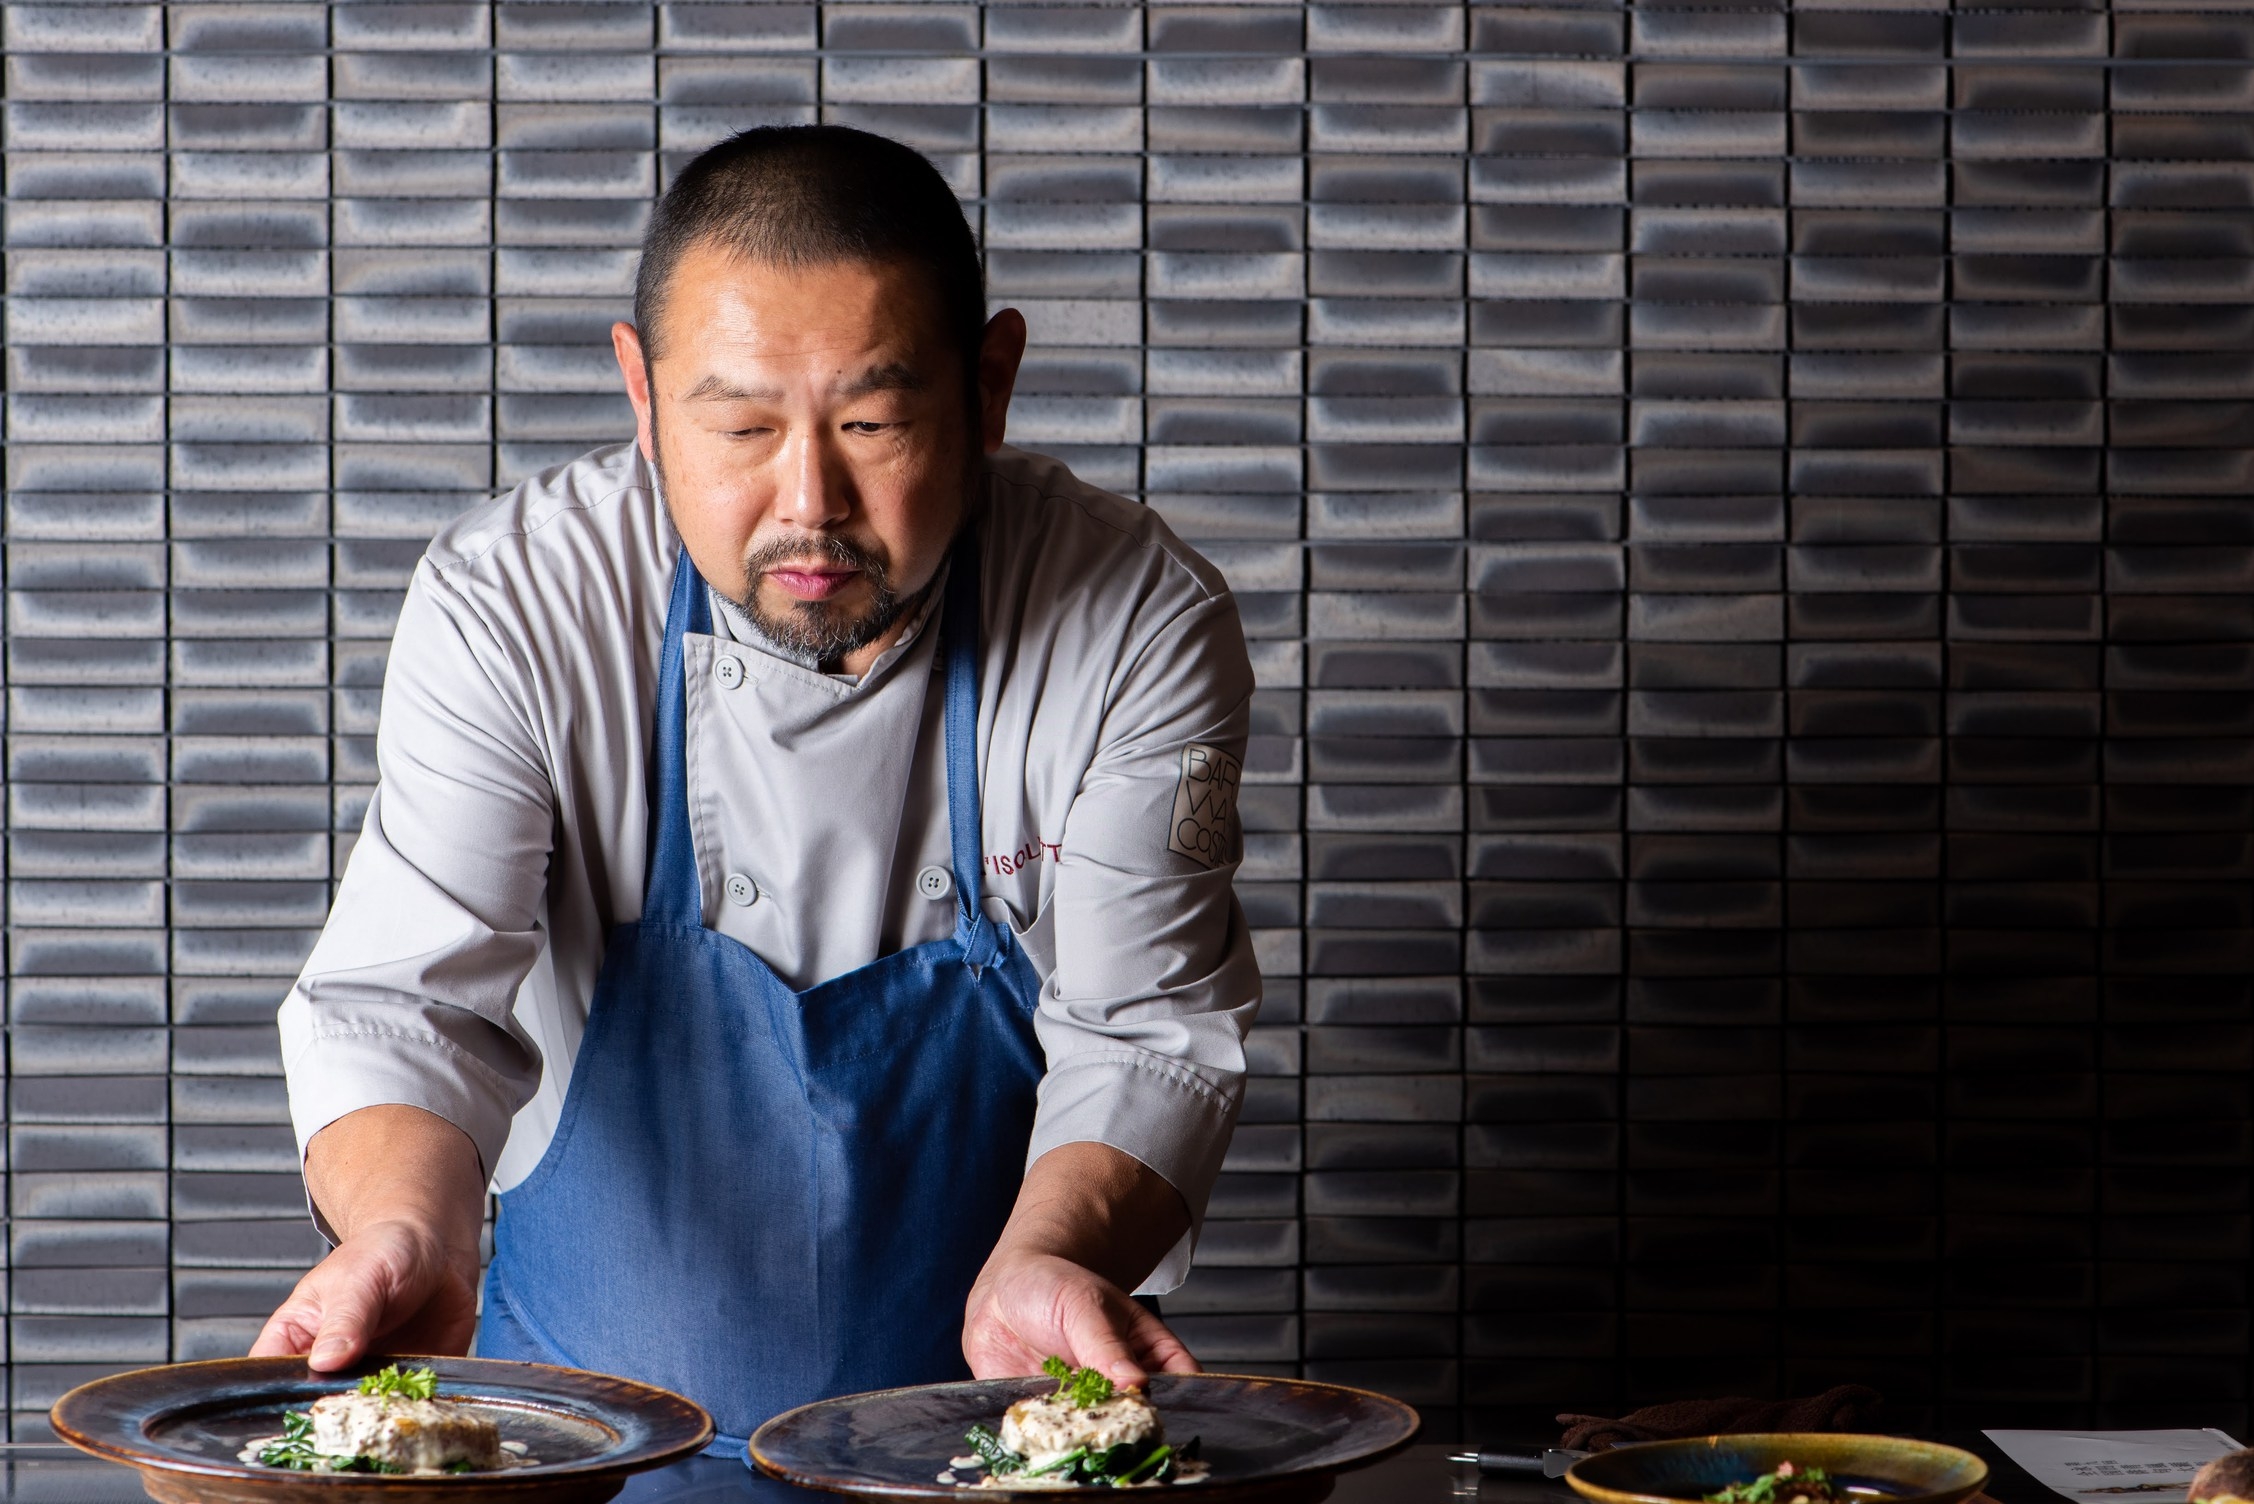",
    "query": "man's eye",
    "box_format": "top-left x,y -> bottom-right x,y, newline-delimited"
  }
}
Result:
843,421 -> 892,434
